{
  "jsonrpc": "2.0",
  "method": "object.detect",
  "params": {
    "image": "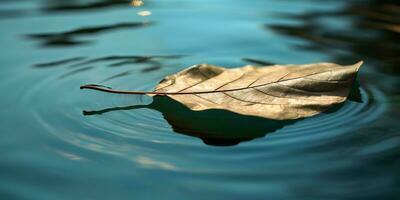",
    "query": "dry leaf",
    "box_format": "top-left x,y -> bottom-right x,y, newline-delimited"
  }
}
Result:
81,61 -> 363,120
